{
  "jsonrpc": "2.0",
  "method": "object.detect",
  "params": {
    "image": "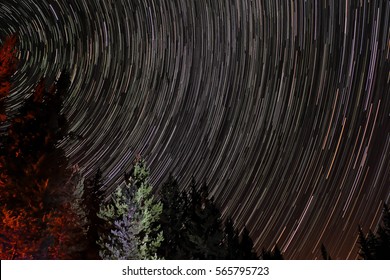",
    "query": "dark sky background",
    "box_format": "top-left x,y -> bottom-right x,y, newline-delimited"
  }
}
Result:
1,0 -> 389,259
